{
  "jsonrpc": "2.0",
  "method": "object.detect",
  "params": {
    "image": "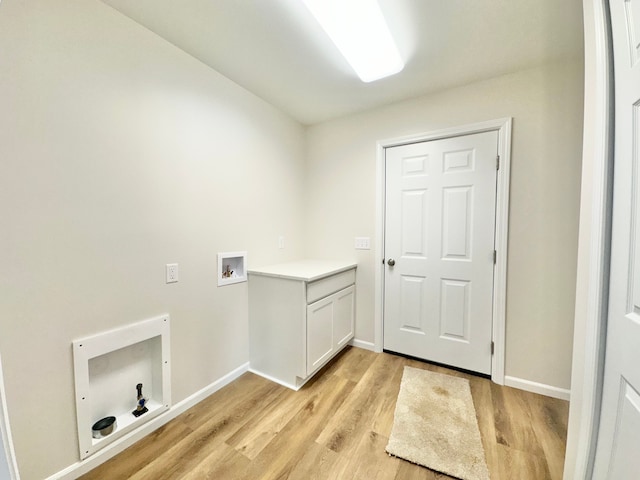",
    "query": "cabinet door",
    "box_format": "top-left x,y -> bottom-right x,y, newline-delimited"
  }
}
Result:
306,296 -> 334,376
333,285 -> 355,349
